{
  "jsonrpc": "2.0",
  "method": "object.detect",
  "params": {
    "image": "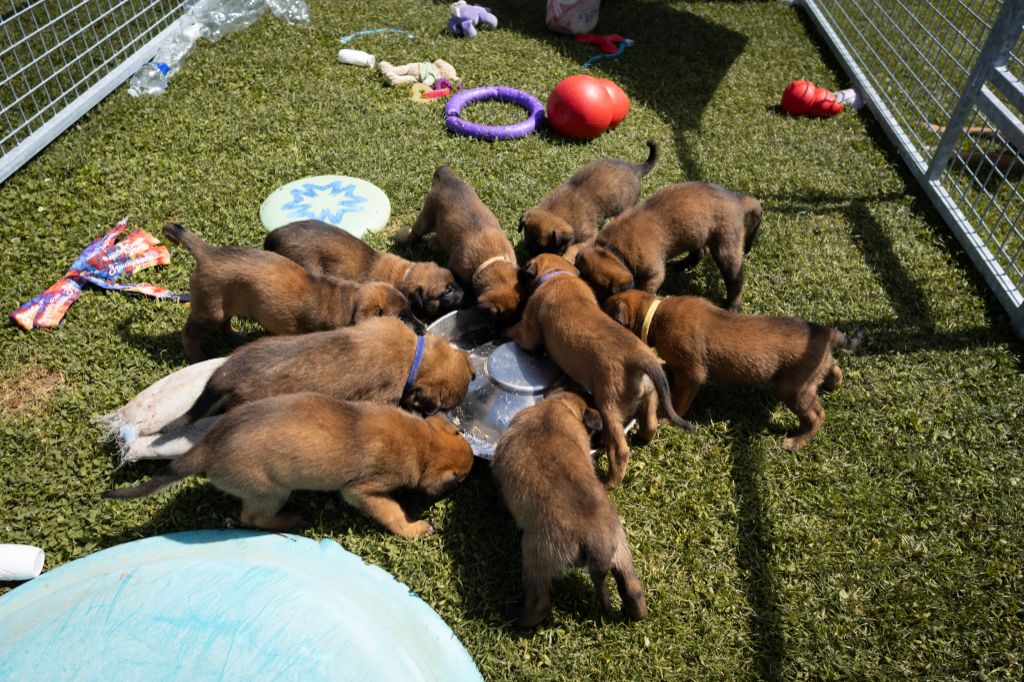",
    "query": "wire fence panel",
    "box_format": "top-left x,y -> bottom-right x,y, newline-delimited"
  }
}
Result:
1,0 -> 190,185
799,0 -> 1024,337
